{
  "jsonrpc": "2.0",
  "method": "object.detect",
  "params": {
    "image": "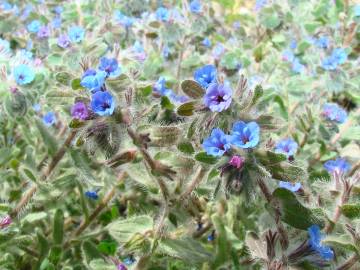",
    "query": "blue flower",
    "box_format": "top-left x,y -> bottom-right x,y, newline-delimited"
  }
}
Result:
289,40 -> 297,49
190,0 -> 202,13
68,26 -> 85,43
27,20 -> 41,33
98,57 -> 121,78
37,25 -> 50,39
156,7 -> 170,22
153,77 -> 188,103
322,48 -> 347,70
33,103 -> 41,112
279,181 -> 302,192
52,16 -> 62,29
162,45 -> 170,58
114,11 -> 135,27
203,83 -> 232,112
292,58 -> 305,73
322,103 -> 347,123
275,138 -> 298,157
324,158 -> 351,175
202,38 -> 211,48
53,6 -> 63,15
85,191 -> 98,200
212,43 -> 225,59
314,36 -> 329,49
81,70 -> 107,93
308,225 -> 334,261
43,112 -> 56,127
255,0 -> 267,11
231,121 -> 260,149
194,65 -> 217,89
13,64 -> 35,85
202,128 -> 231,157
90,91 -> 115,116
123,257 -> 136,265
